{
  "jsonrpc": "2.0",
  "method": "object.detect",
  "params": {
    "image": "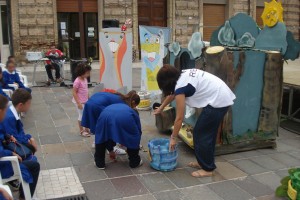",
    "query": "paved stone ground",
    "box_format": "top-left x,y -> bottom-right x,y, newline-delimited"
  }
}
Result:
19,67 -> 300,200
